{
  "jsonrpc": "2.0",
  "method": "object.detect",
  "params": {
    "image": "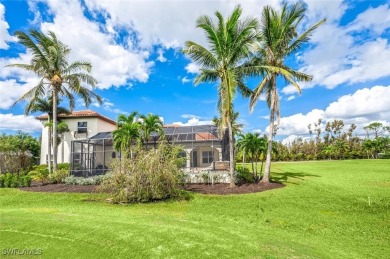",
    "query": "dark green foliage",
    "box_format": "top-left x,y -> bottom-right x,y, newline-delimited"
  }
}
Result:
0,132 -> 40,174
235,166 -> 255,184
100,143 -> 186,203
57,163 -> 70,170
0,173 -> 32,188
28,165 -> 49,185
